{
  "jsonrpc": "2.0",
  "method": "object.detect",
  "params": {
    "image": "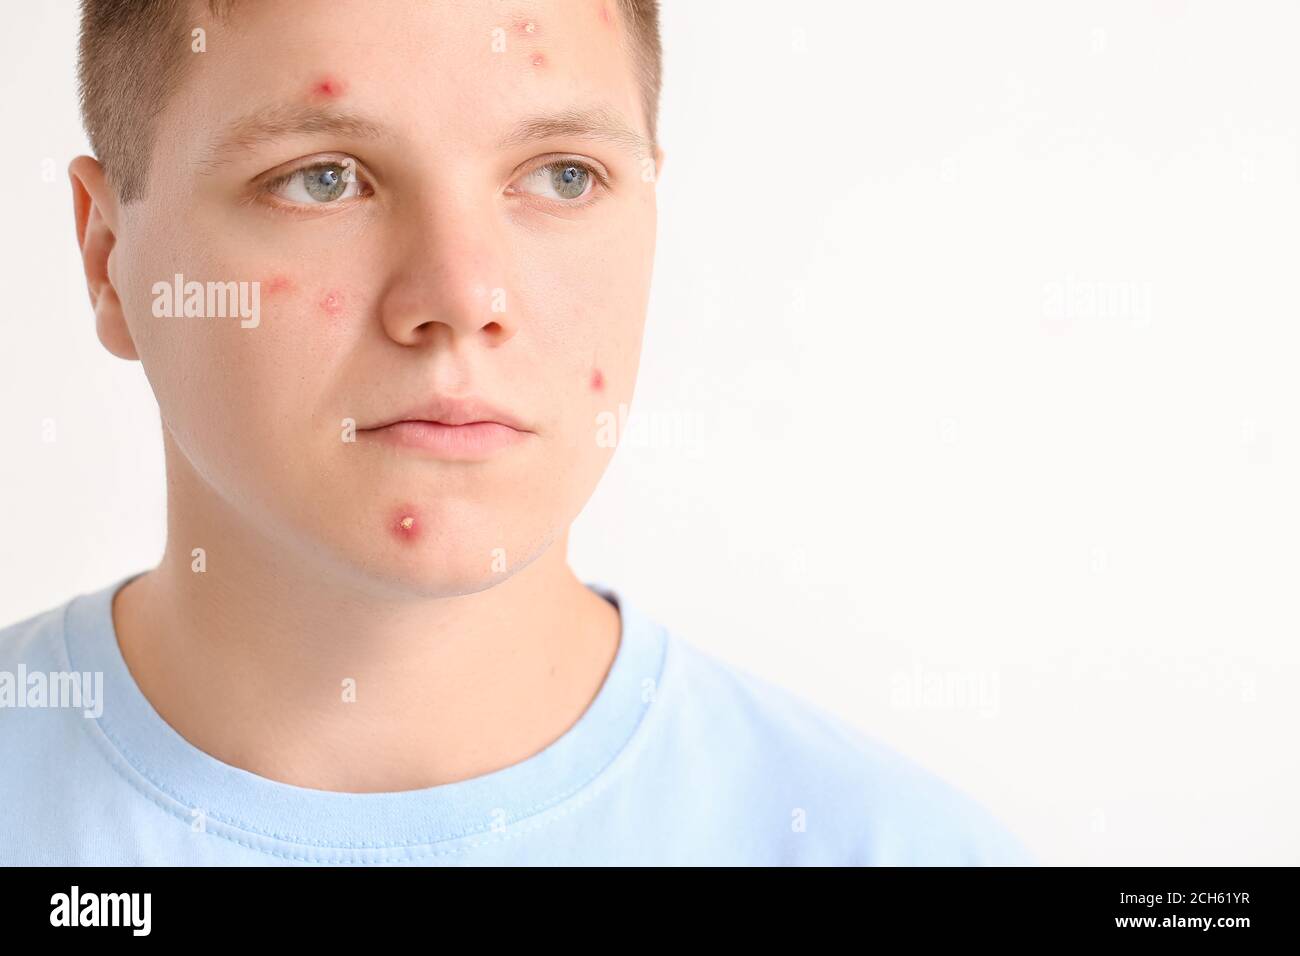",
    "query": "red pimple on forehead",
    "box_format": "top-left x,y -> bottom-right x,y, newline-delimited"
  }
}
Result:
598,2 -> 612,27
309,76 -> 346,99
265,274 -> 294,295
